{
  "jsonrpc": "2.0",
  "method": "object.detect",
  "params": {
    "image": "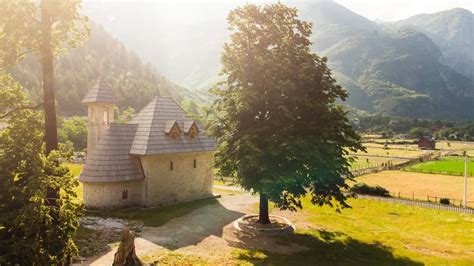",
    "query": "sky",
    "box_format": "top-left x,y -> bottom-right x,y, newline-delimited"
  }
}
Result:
87,0 -> 474,22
